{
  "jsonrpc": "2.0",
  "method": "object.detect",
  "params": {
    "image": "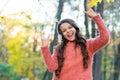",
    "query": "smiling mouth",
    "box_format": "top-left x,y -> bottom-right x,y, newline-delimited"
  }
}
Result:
67,32 -> 74,39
